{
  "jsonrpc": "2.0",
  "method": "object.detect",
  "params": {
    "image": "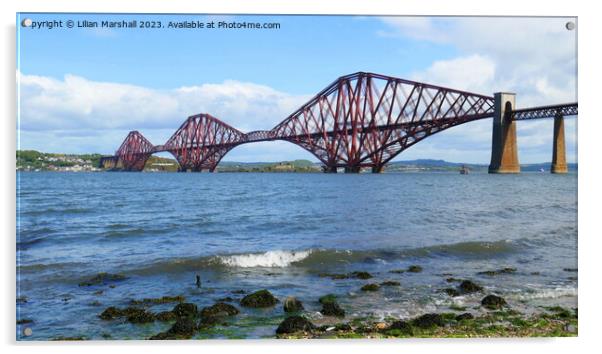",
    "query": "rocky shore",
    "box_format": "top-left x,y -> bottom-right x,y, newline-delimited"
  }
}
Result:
18,266 -> 578,340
